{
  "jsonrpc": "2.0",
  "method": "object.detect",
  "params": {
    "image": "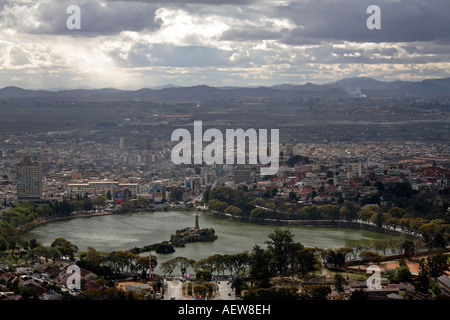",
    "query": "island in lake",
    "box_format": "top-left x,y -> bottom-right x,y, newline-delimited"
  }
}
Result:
170,212 -> 217,247
130,212 -> 217,254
